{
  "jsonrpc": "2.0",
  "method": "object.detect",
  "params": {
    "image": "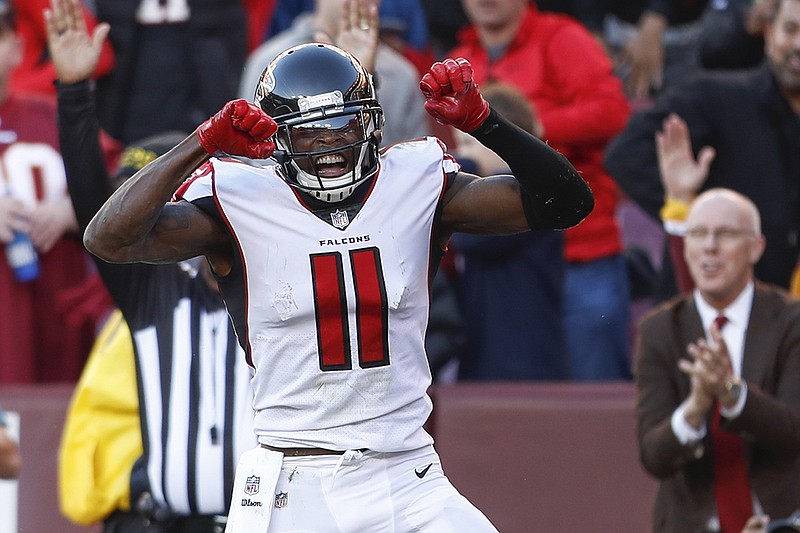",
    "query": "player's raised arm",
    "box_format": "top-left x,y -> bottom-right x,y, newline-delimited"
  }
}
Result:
83,99 -> 277,270
420,58 -> 594,235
